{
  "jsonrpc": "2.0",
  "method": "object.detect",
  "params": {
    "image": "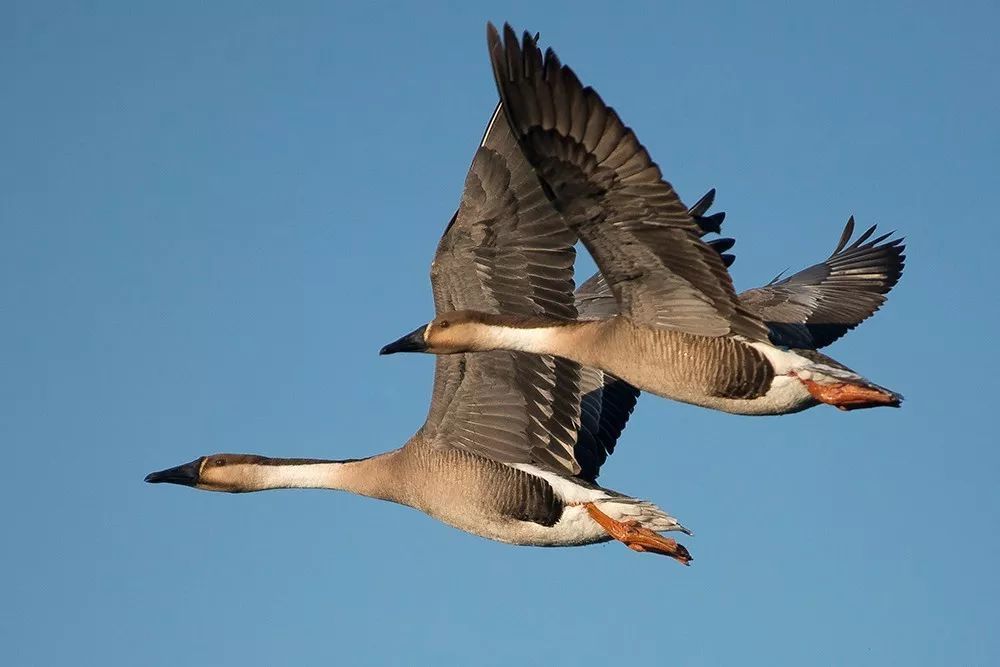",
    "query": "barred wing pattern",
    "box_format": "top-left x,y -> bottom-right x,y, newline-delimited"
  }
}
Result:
487,24 -> 769,341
